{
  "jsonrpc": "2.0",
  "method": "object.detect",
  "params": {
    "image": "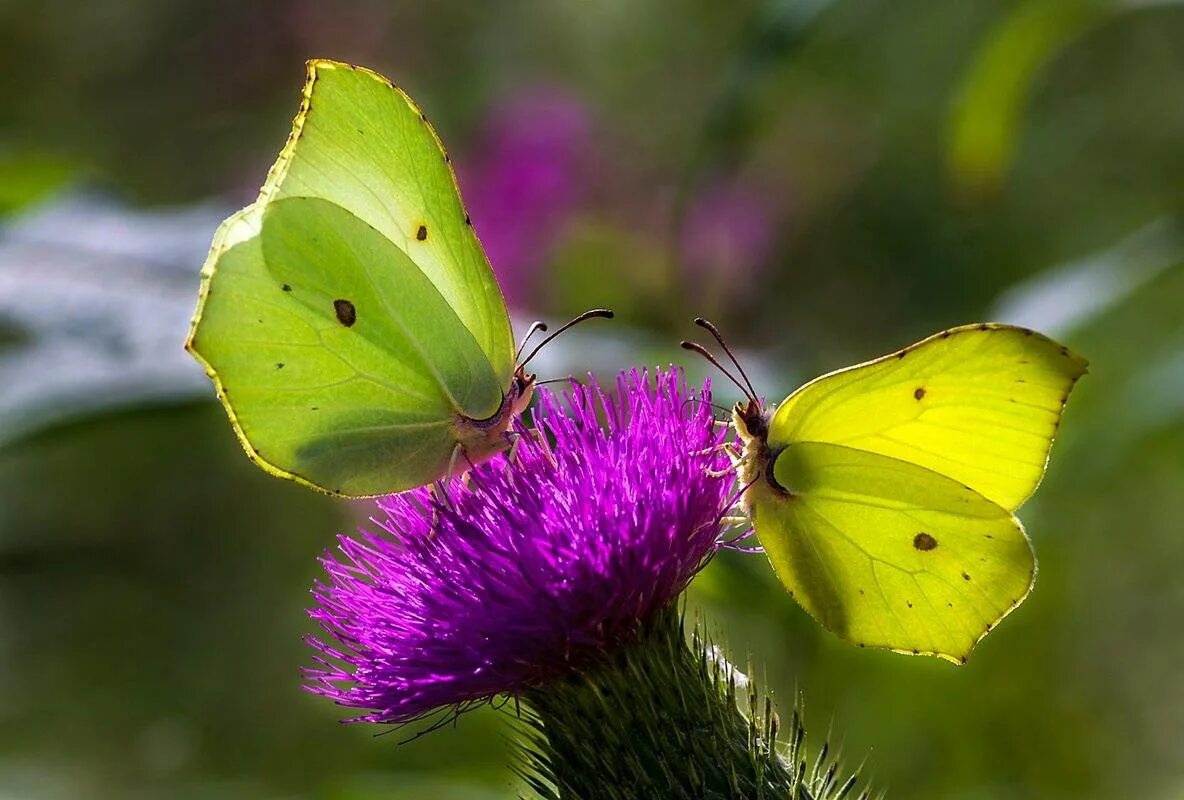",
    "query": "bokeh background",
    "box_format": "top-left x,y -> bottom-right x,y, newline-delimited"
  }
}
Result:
2,1 -> 1183,797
